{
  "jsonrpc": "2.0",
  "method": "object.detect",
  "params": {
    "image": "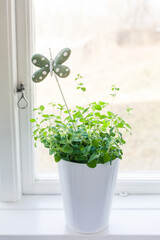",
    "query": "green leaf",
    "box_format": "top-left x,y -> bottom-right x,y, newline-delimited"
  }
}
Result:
54,154 -> 61,162
125,123 -> 131,129
117,123 -> 124,128
44,143 -> 50,148
76,155 -> 87,162
107,111 -> 113,116
33,129 -> 38,134
110,93 -> 116,97
89,154 -> 98,162
49,148 -> 55,155
100,114 -> 107,119
42,114 -> 49,118
109,127 -> 115,136
76,106 -> 84,110
103,152 -> 110,163
62,144 -> 73,153
126,106 -> 133,113
64,110 -> 69,114
95,112 -> 101,117
87,154 -> 99,168
83,107 -> 90,114
94,105 -> 102,110
30,118 -> 36,123
81,87 -> 86,92
71,138 -> 82,142
56,123 -> 66,128
54,135 -> 61,141
77,74 -> 83,78
92,139 -> 99,147
114,120 -> 118,125
30,89 -> 131,168
121,139 -> 126,144
87,154 -> 98,168
103,121 -> 110,128
83,145 -> 92,155
40,105 -> 45,111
